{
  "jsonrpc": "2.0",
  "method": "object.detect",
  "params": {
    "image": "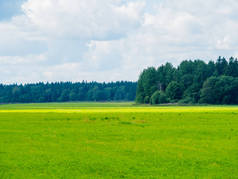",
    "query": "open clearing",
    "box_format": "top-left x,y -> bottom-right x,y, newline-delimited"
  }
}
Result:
0,103 -> 238,178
